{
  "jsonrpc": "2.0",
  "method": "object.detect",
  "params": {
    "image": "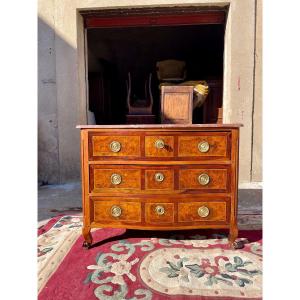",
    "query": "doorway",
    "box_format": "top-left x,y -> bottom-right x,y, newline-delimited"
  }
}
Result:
81,6 -> 228,125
